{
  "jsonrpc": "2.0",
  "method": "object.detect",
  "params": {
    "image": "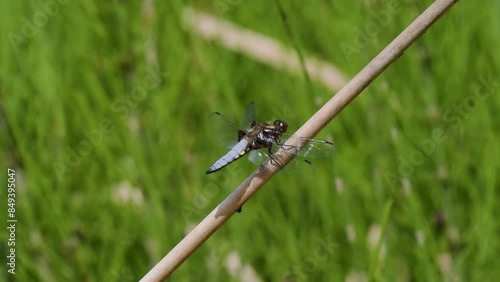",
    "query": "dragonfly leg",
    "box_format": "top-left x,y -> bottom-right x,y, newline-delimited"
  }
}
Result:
281,143 -> 300,155
266,147 -> 285,170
